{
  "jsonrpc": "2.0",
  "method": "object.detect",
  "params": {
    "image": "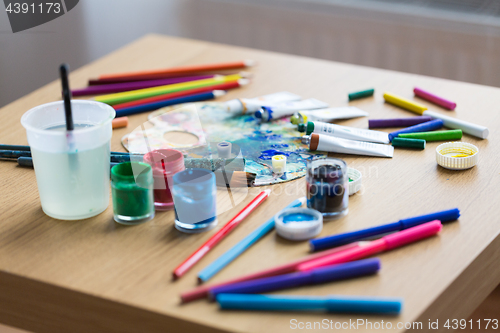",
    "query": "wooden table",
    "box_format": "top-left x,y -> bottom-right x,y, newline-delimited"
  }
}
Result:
1,34 -> 499,333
